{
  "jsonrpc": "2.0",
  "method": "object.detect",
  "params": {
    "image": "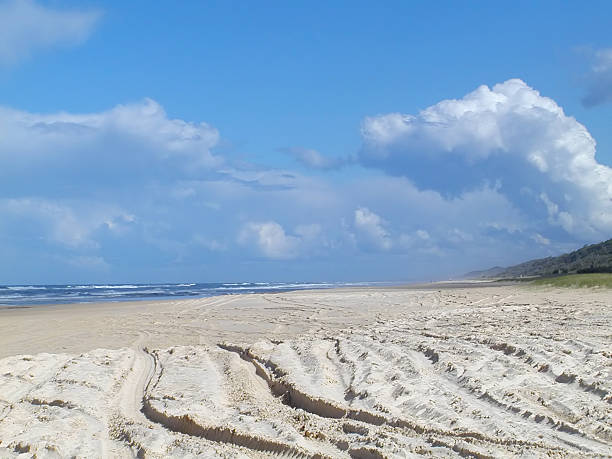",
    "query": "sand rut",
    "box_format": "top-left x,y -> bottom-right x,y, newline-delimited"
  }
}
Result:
226,327 -> 611,457
218,343 -> 388,425
141,345 -> 346,458
216,342 -> 557,458
142,398 -> 323,458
